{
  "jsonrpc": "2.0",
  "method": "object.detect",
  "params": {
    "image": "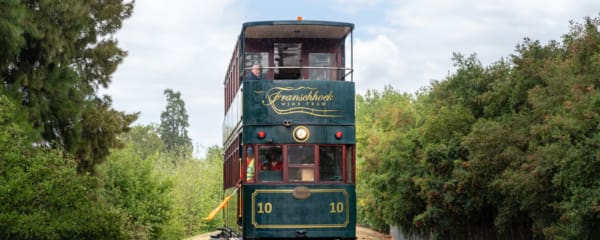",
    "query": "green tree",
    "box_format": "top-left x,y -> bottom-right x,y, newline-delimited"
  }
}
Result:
0,0 -> 25,71
103,123 -> 224,237
120,124 -> 164,160
99,139 -> 183,239
359,15 -> 600,239
497,16 -> 600,238
159,89 -> 192,158
170,146 -> 223,235
0,95 -> 127,239
0,0 -> 137,173
356,87 -> 422,232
